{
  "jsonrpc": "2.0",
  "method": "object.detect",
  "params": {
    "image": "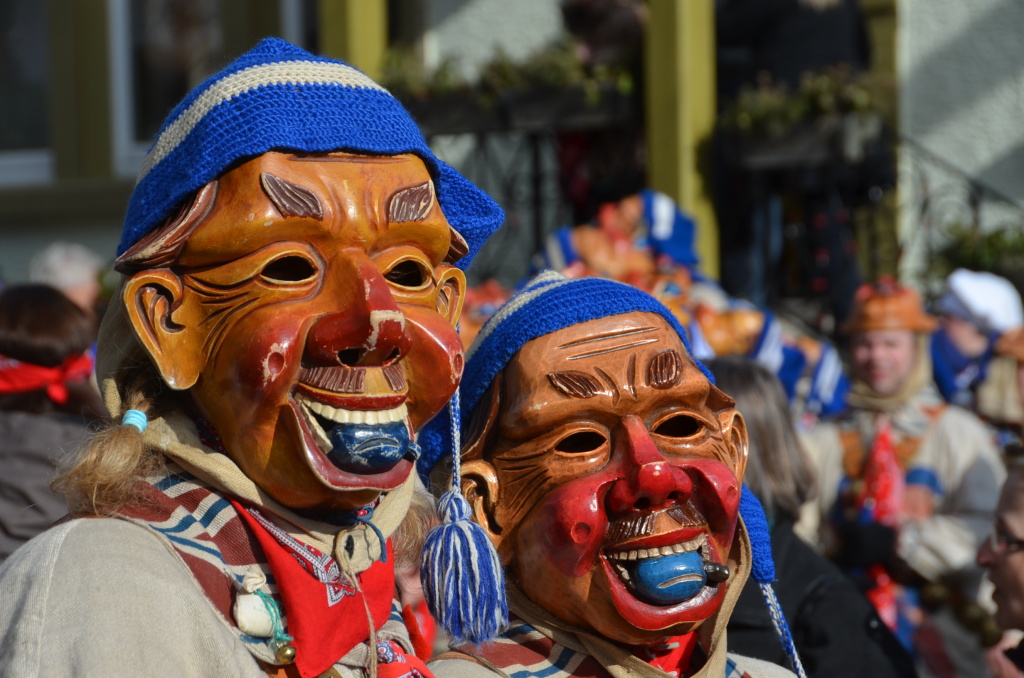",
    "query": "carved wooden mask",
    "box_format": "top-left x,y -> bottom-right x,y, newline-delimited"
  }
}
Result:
462,312 -> 747,645
121,152 -> 466,513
